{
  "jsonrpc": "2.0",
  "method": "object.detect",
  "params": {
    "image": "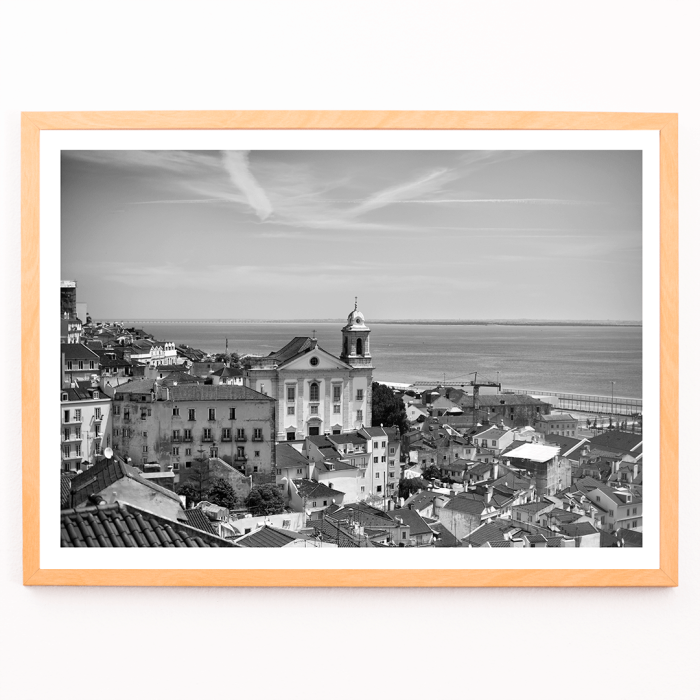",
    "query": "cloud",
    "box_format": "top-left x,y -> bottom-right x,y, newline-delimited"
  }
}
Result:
221,151 -> 273,221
